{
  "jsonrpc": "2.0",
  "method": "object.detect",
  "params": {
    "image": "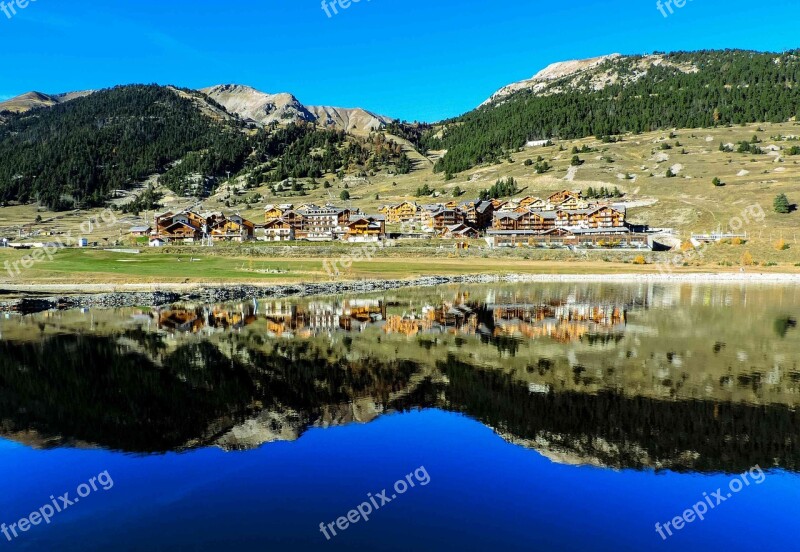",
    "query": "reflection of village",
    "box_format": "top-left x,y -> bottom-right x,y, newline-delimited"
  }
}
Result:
152,294 -> 628,344
155,304 -> 260,334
